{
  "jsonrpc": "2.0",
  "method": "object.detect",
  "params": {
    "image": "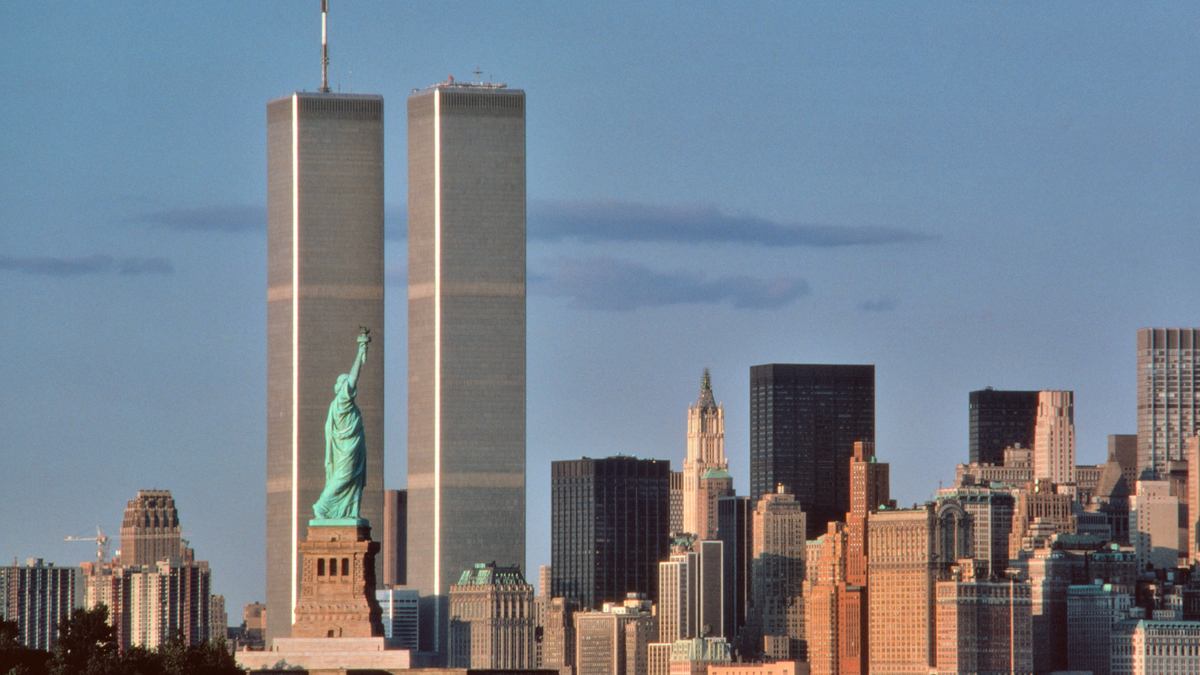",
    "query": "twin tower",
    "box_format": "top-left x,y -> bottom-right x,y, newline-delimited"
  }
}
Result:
264,84 -> 527,650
